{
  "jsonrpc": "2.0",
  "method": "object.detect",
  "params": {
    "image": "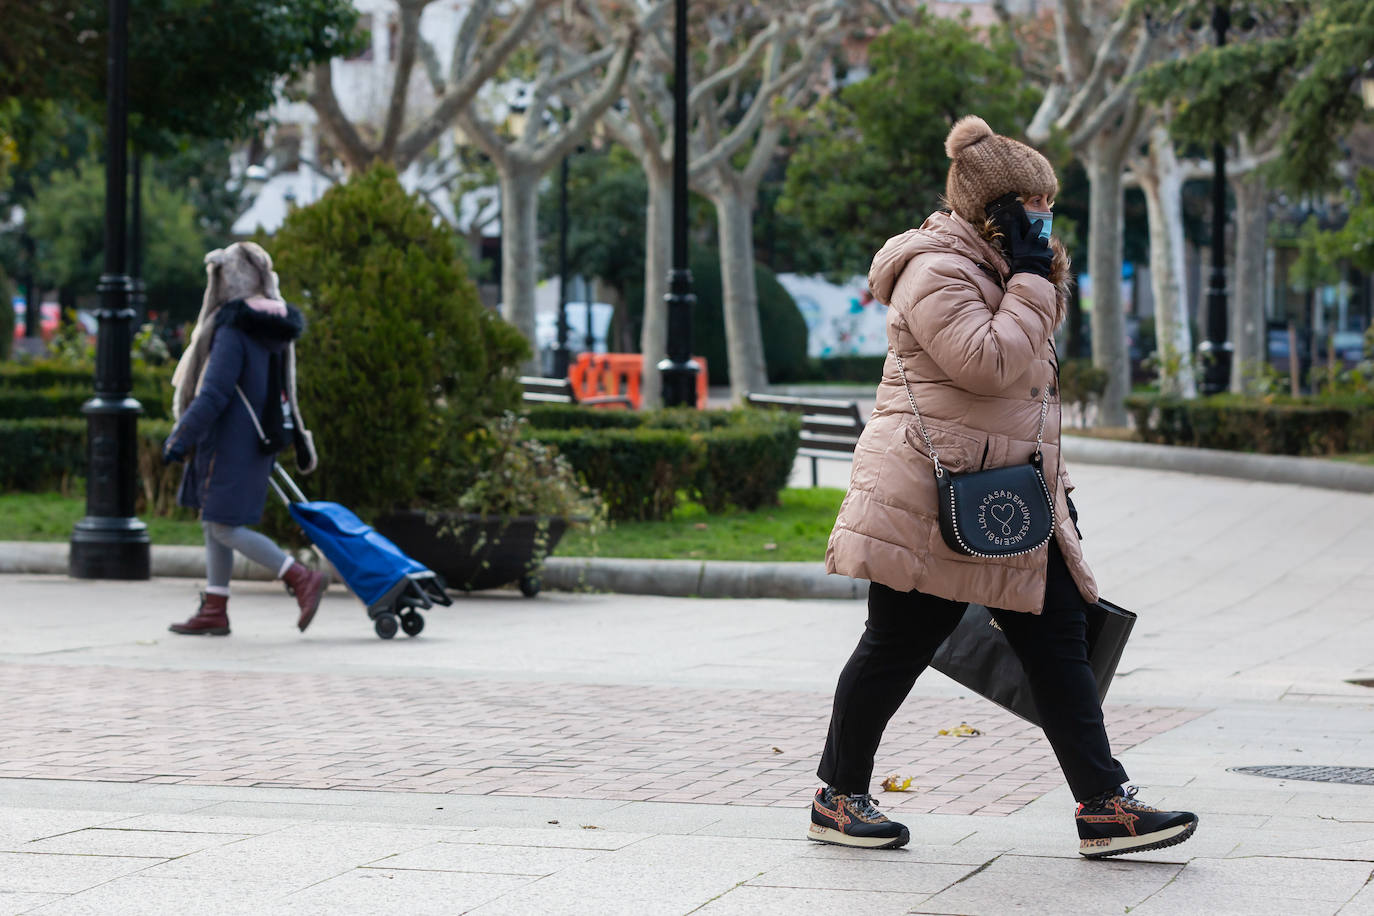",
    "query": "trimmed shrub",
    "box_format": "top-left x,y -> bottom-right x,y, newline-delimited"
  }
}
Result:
1126,394 -> 1374,456
0,362 -> 173,394
525,405 -> 801,519
692,412 -> 801,513
265,165 -> 529,519
0,385 -> 170,420
0,418 -> 179,516
531,426 -> 703,521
